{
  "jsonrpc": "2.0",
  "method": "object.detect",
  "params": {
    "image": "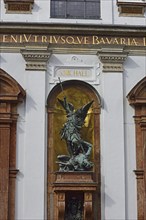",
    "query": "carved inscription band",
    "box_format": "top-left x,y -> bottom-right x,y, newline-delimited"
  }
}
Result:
0,34 -> 146,47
